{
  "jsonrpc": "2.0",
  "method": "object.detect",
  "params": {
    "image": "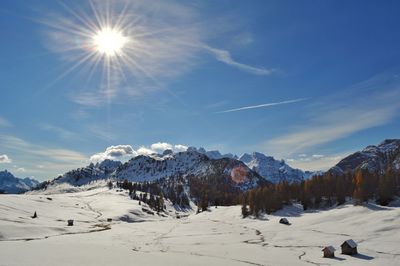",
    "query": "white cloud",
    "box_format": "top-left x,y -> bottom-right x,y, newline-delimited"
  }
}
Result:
42,0 -> 275,107
270,107 -> 396,155
151,142 -> 173,152
174,144 -> 188,152
0,154 -> 12,164
90,142 -> 189,163
137,147 -> 155,156
16,167 -> 26,173
204,46 -> 274,76
0,134 -> 88,180
285,152 -> 351,172
266,73 -> 400,156
217,98 -> 308,113
90,145 -> 137,163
